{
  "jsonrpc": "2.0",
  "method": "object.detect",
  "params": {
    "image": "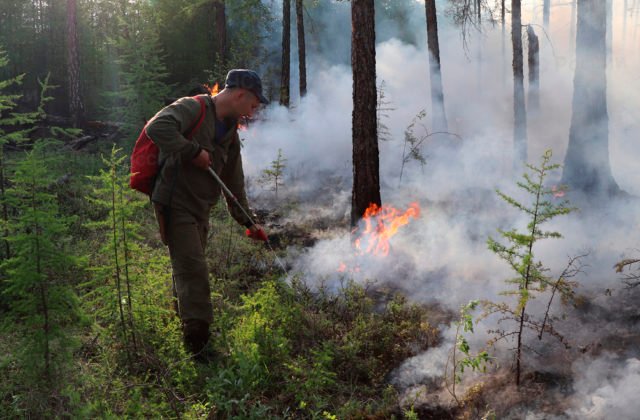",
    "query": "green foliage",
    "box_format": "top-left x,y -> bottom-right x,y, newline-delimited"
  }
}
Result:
446,300 -> 490,405
0,47 -> 29,263
260,148 -> 287,200
0,139 -> 83,416
483,150 -> 578,386
403,405 -> 419,420
209,0 -> 276,83
85,146 -> 143,361
229,280 -> 293,379
102,3 -> 171,139
77,145 -> 197,417
0,47 -> 25,123
399,109 -> 428,184
0,77 -> 85,418
201,273 -> 437,418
